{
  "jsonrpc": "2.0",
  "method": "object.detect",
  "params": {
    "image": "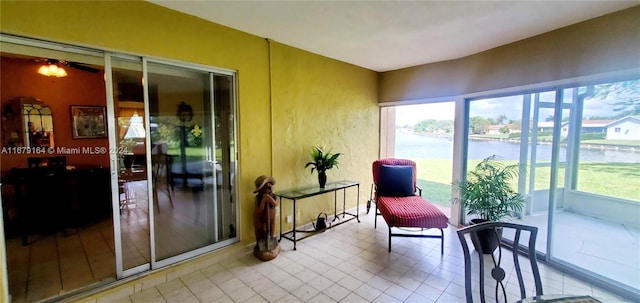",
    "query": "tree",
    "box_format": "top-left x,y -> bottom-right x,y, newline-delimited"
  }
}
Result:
510,120 -> 522,131
590,80 -> 640,116
437,120 -> 454,133
412,119 -> 453,133
496,114 -> 507,125
544,115 -> 570,122
469,116 -> 493,134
